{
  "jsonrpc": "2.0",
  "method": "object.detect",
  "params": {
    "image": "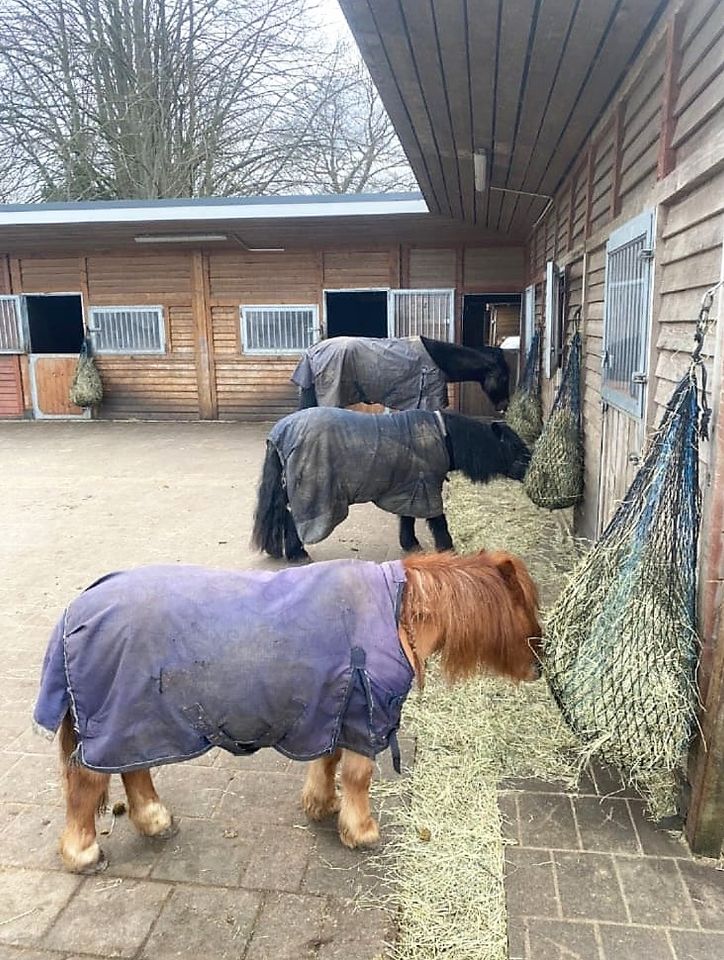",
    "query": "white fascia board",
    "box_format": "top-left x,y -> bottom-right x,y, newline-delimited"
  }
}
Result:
0,197 -> 429,226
